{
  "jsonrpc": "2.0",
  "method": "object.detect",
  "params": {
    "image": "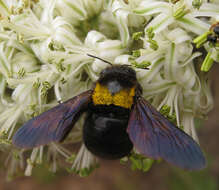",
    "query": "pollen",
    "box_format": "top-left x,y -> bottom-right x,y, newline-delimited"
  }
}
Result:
92,83 -> 135,109
92,83 -> 113,106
